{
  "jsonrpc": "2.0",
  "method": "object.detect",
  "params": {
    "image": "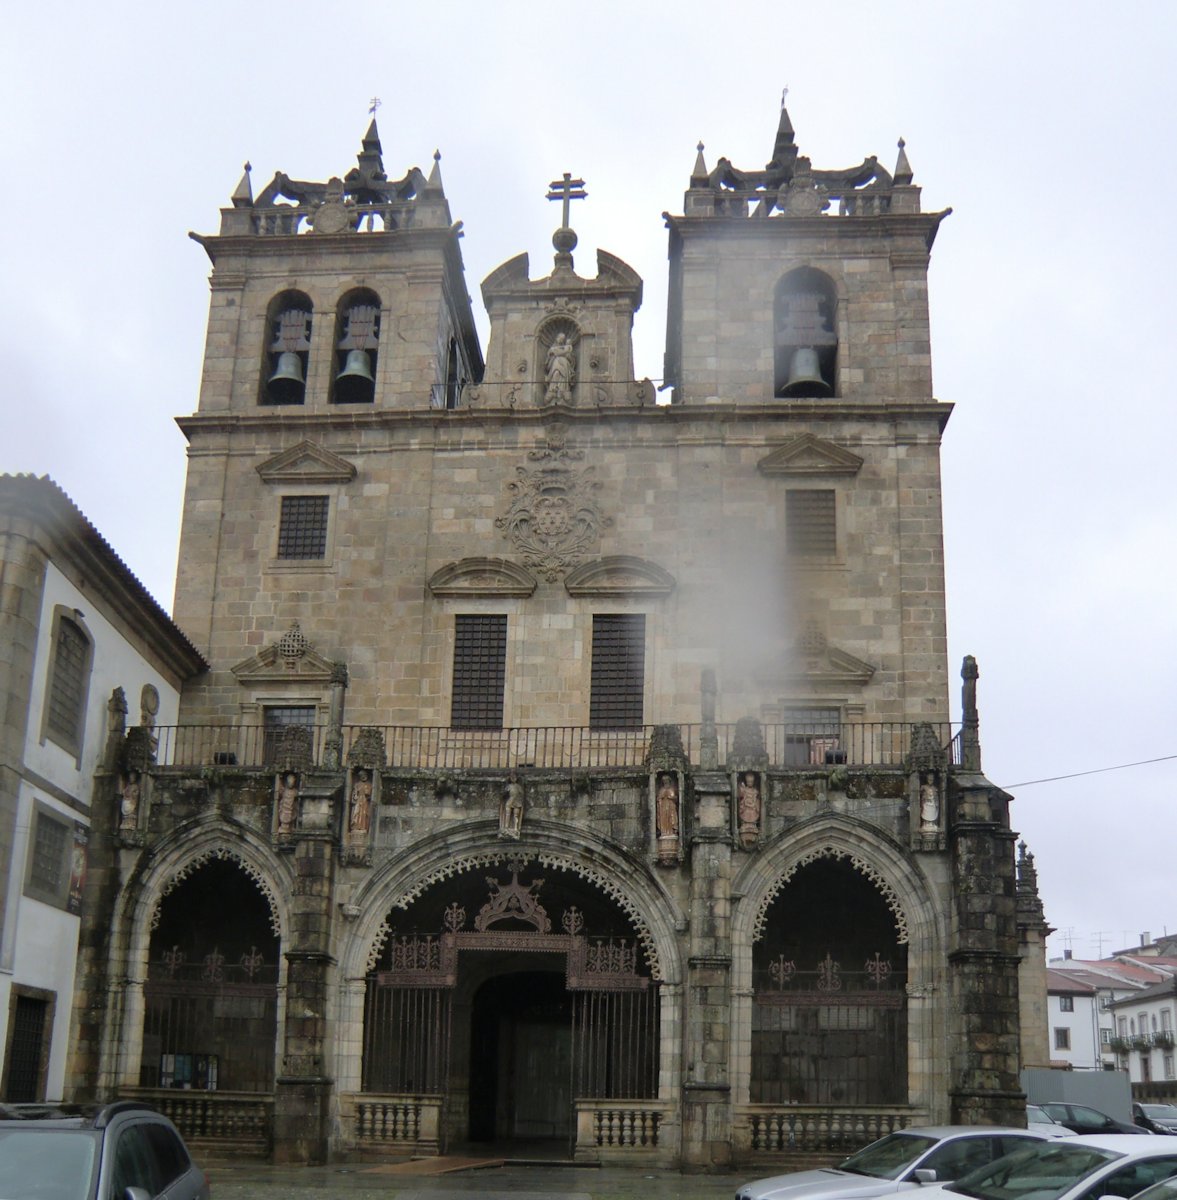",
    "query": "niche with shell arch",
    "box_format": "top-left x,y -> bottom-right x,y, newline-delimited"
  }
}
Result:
260,289 -> 313,406
774,267 -> 838,398
330,287 -> 382,404
536,316 -> 580,406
